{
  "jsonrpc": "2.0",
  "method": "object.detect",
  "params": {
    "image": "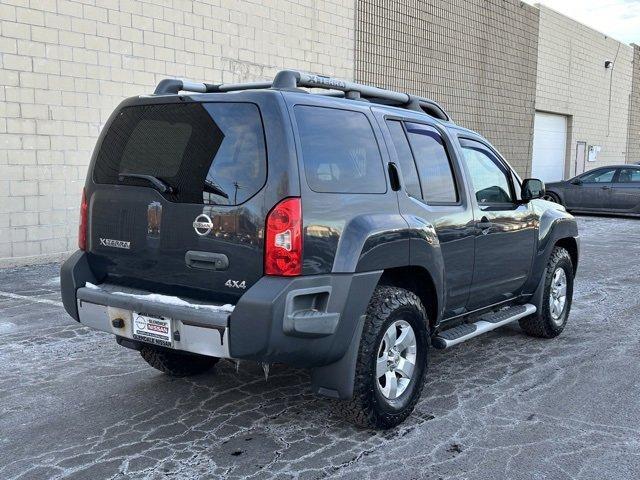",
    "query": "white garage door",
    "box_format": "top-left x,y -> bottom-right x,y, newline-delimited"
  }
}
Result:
532,112 -> 567,182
